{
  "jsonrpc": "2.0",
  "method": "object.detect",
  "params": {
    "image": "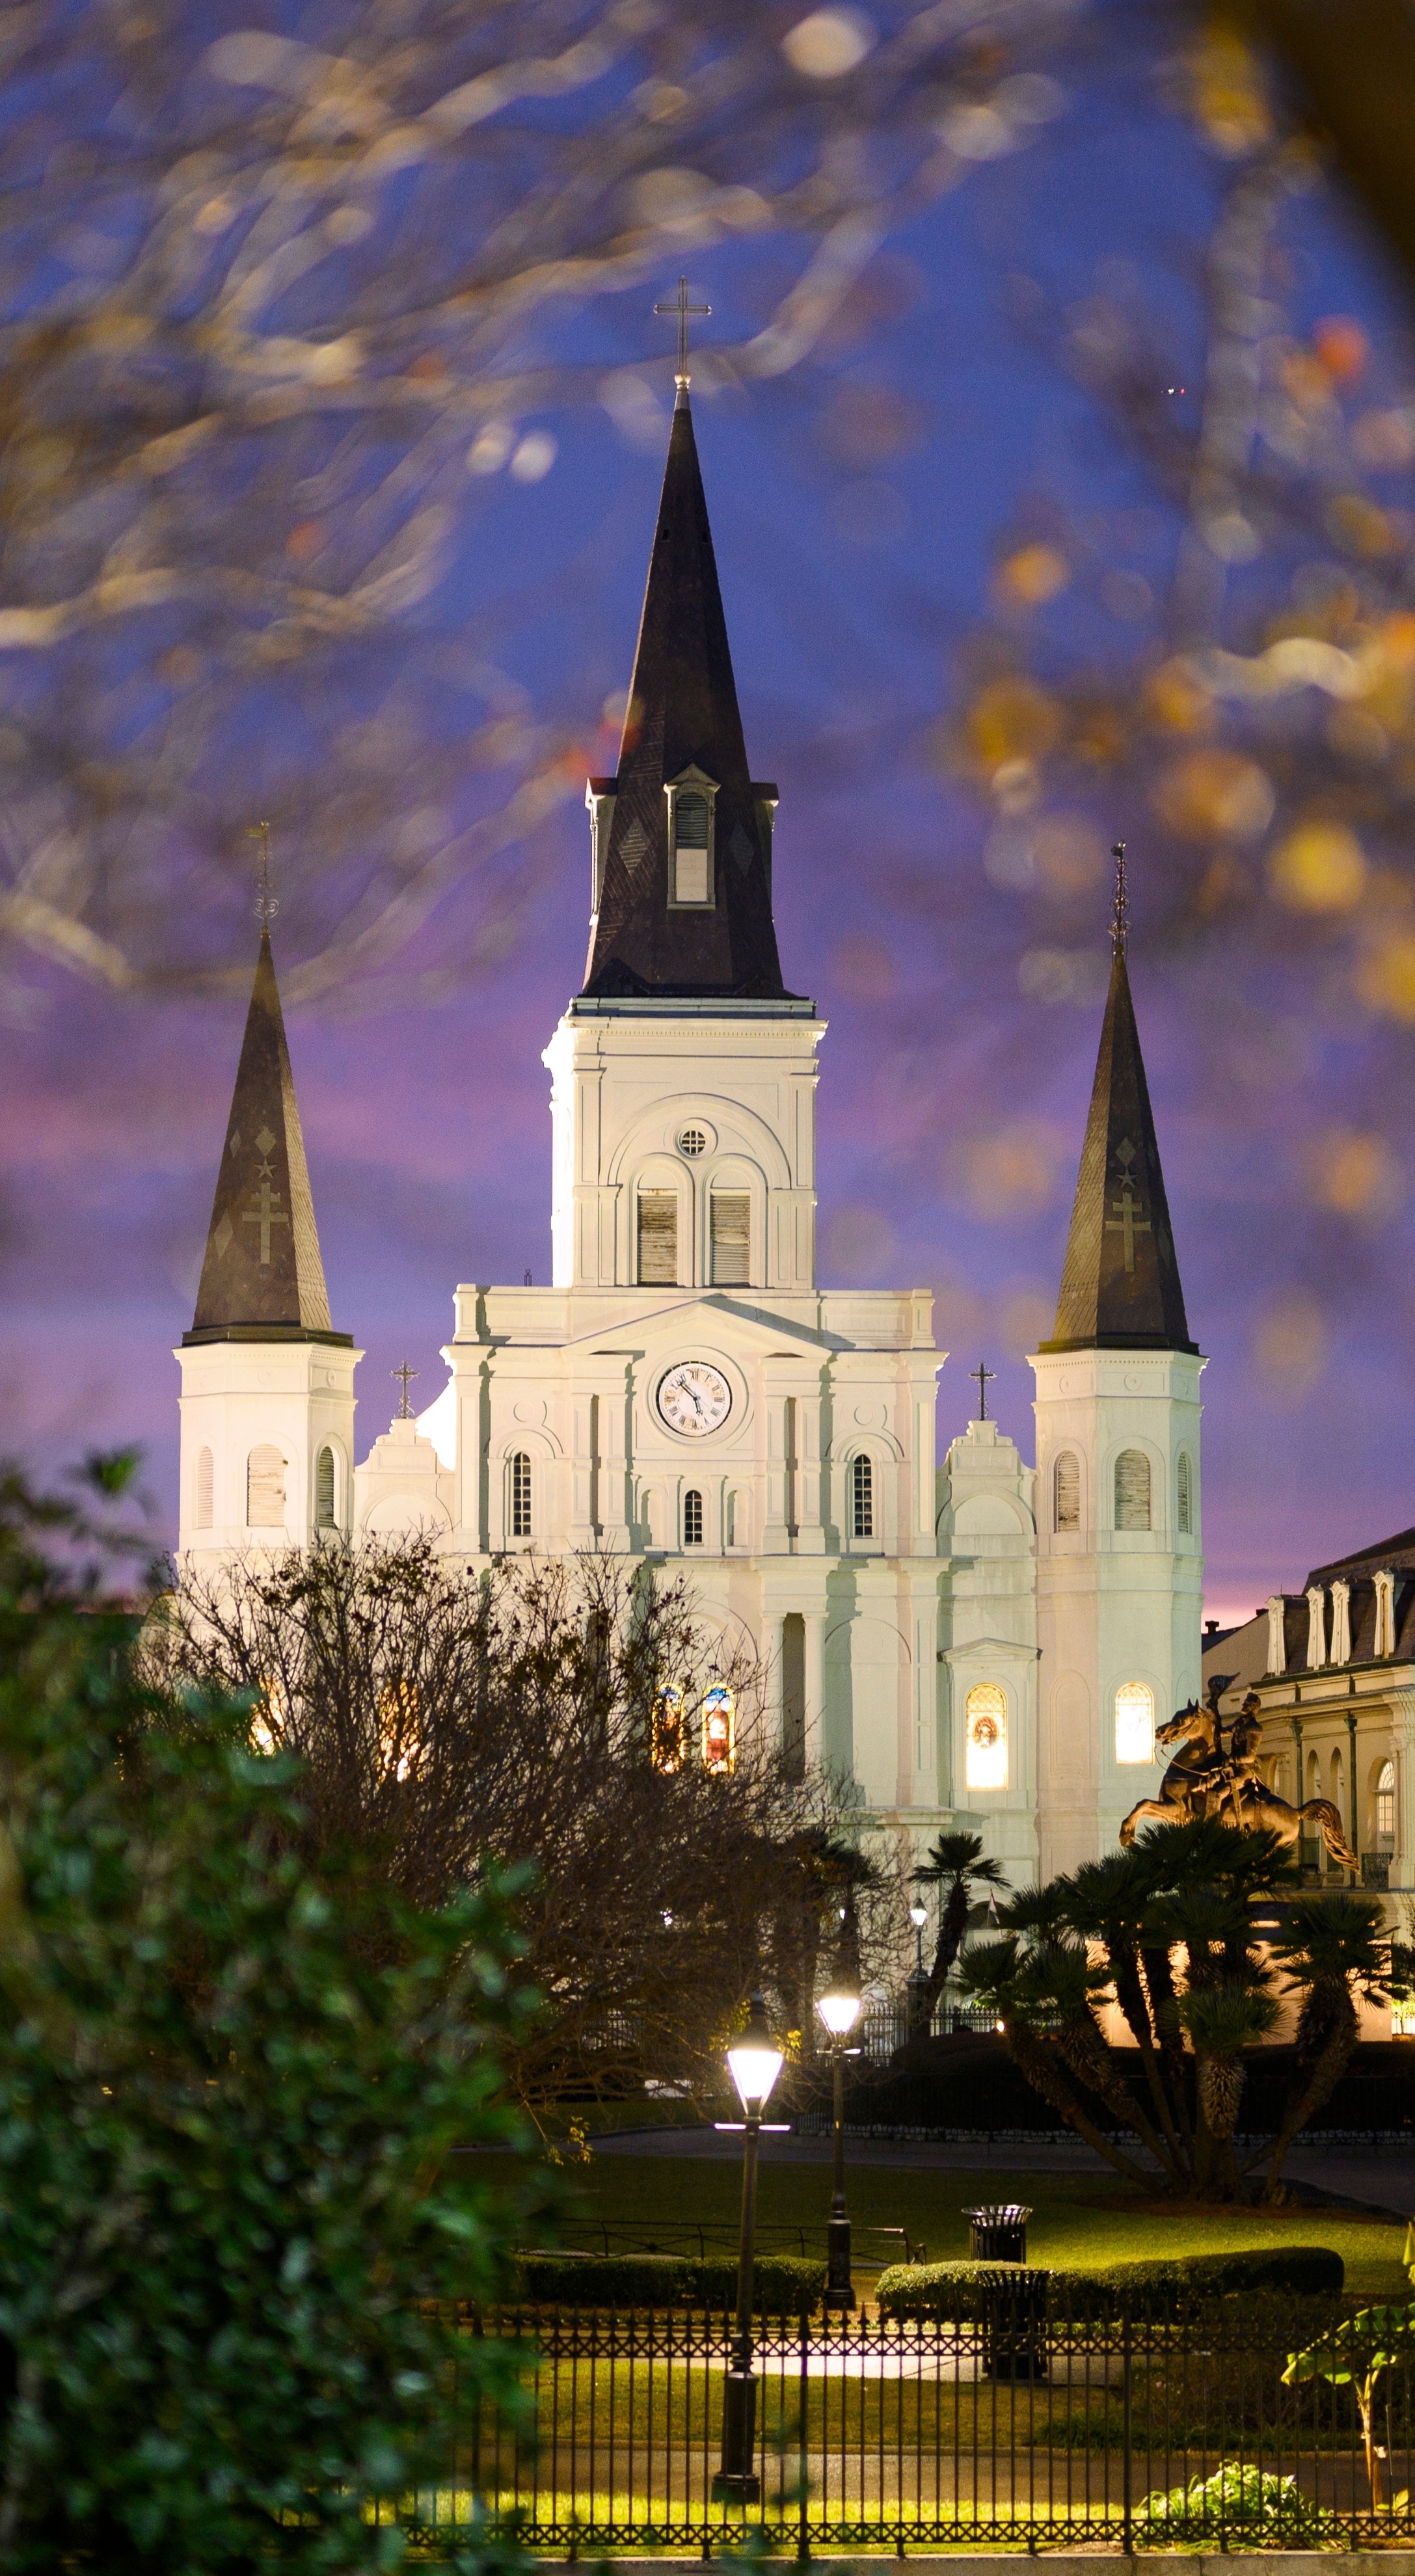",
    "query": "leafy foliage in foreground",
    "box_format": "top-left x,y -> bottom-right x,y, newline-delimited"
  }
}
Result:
0,1460 -> 536,2573
1134,2462 -> 1336,2545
